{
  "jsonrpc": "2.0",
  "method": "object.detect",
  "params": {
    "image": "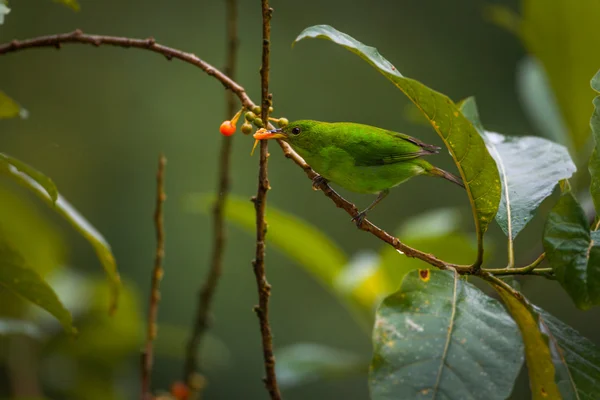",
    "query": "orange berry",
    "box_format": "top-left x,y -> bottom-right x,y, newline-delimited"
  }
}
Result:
219,120 -> 236,136
170,381 -> 190,400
